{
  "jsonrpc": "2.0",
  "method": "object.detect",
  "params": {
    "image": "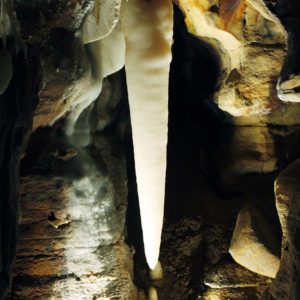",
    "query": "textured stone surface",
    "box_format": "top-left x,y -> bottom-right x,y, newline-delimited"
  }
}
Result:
270,159 -> 300,300
10,131 -> 136,299
203,286 -> 267,300
157,217 -> 204,300
177,0 -> 287,117
14,0 -> 94,131
229,204 -> 280,278
204,259 -> 271,288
